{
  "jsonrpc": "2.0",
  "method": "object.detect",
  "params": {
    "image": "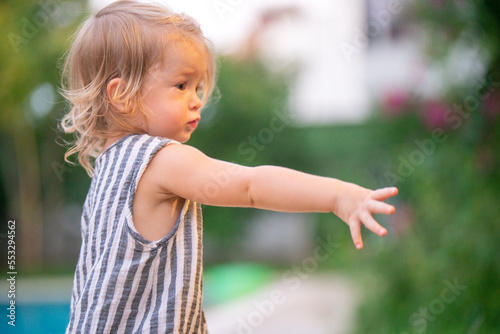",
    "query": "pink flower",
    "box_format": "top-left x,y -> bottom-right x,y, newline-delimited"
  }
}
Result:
483,92 -> 500,121
382,90 -> 409,117
422,100 -> 450,129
